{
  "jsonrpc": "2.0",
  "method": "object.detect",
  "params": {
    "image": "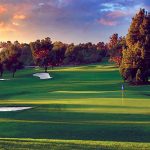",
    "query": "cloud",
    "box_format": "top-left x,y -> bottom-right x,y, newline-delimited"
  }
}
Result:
13,14 -> 26,20
0,0 -> 150,43
12,22 -> 20,26
100,2 -> 126,12
0,22 -> 16,32
0,5 -> 7,14
107,10 -> 127,18
98,18 -> 118,26
98,1 -> 147,27
0,1 -> 32,40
